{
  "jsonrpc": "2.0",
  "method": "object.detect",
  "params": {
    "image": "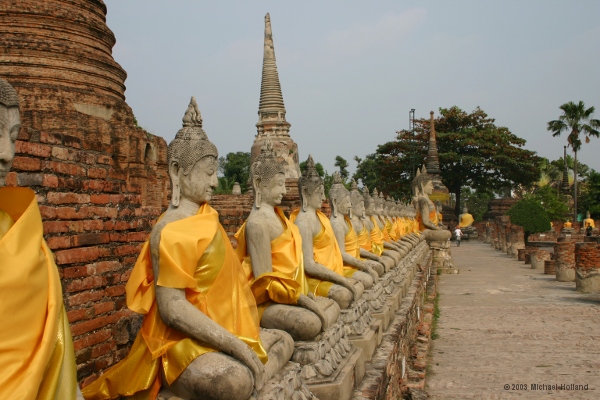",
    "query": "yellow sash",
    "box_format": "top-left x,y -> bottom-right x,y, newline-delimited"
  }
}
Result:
342,216 -> 360,277
368,216 -> 385,256
0,187 -> 78,400
458,213 -> 474,228
236,207 -> 308,308
417,210 -> 439,231
82,204 -> 267,399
